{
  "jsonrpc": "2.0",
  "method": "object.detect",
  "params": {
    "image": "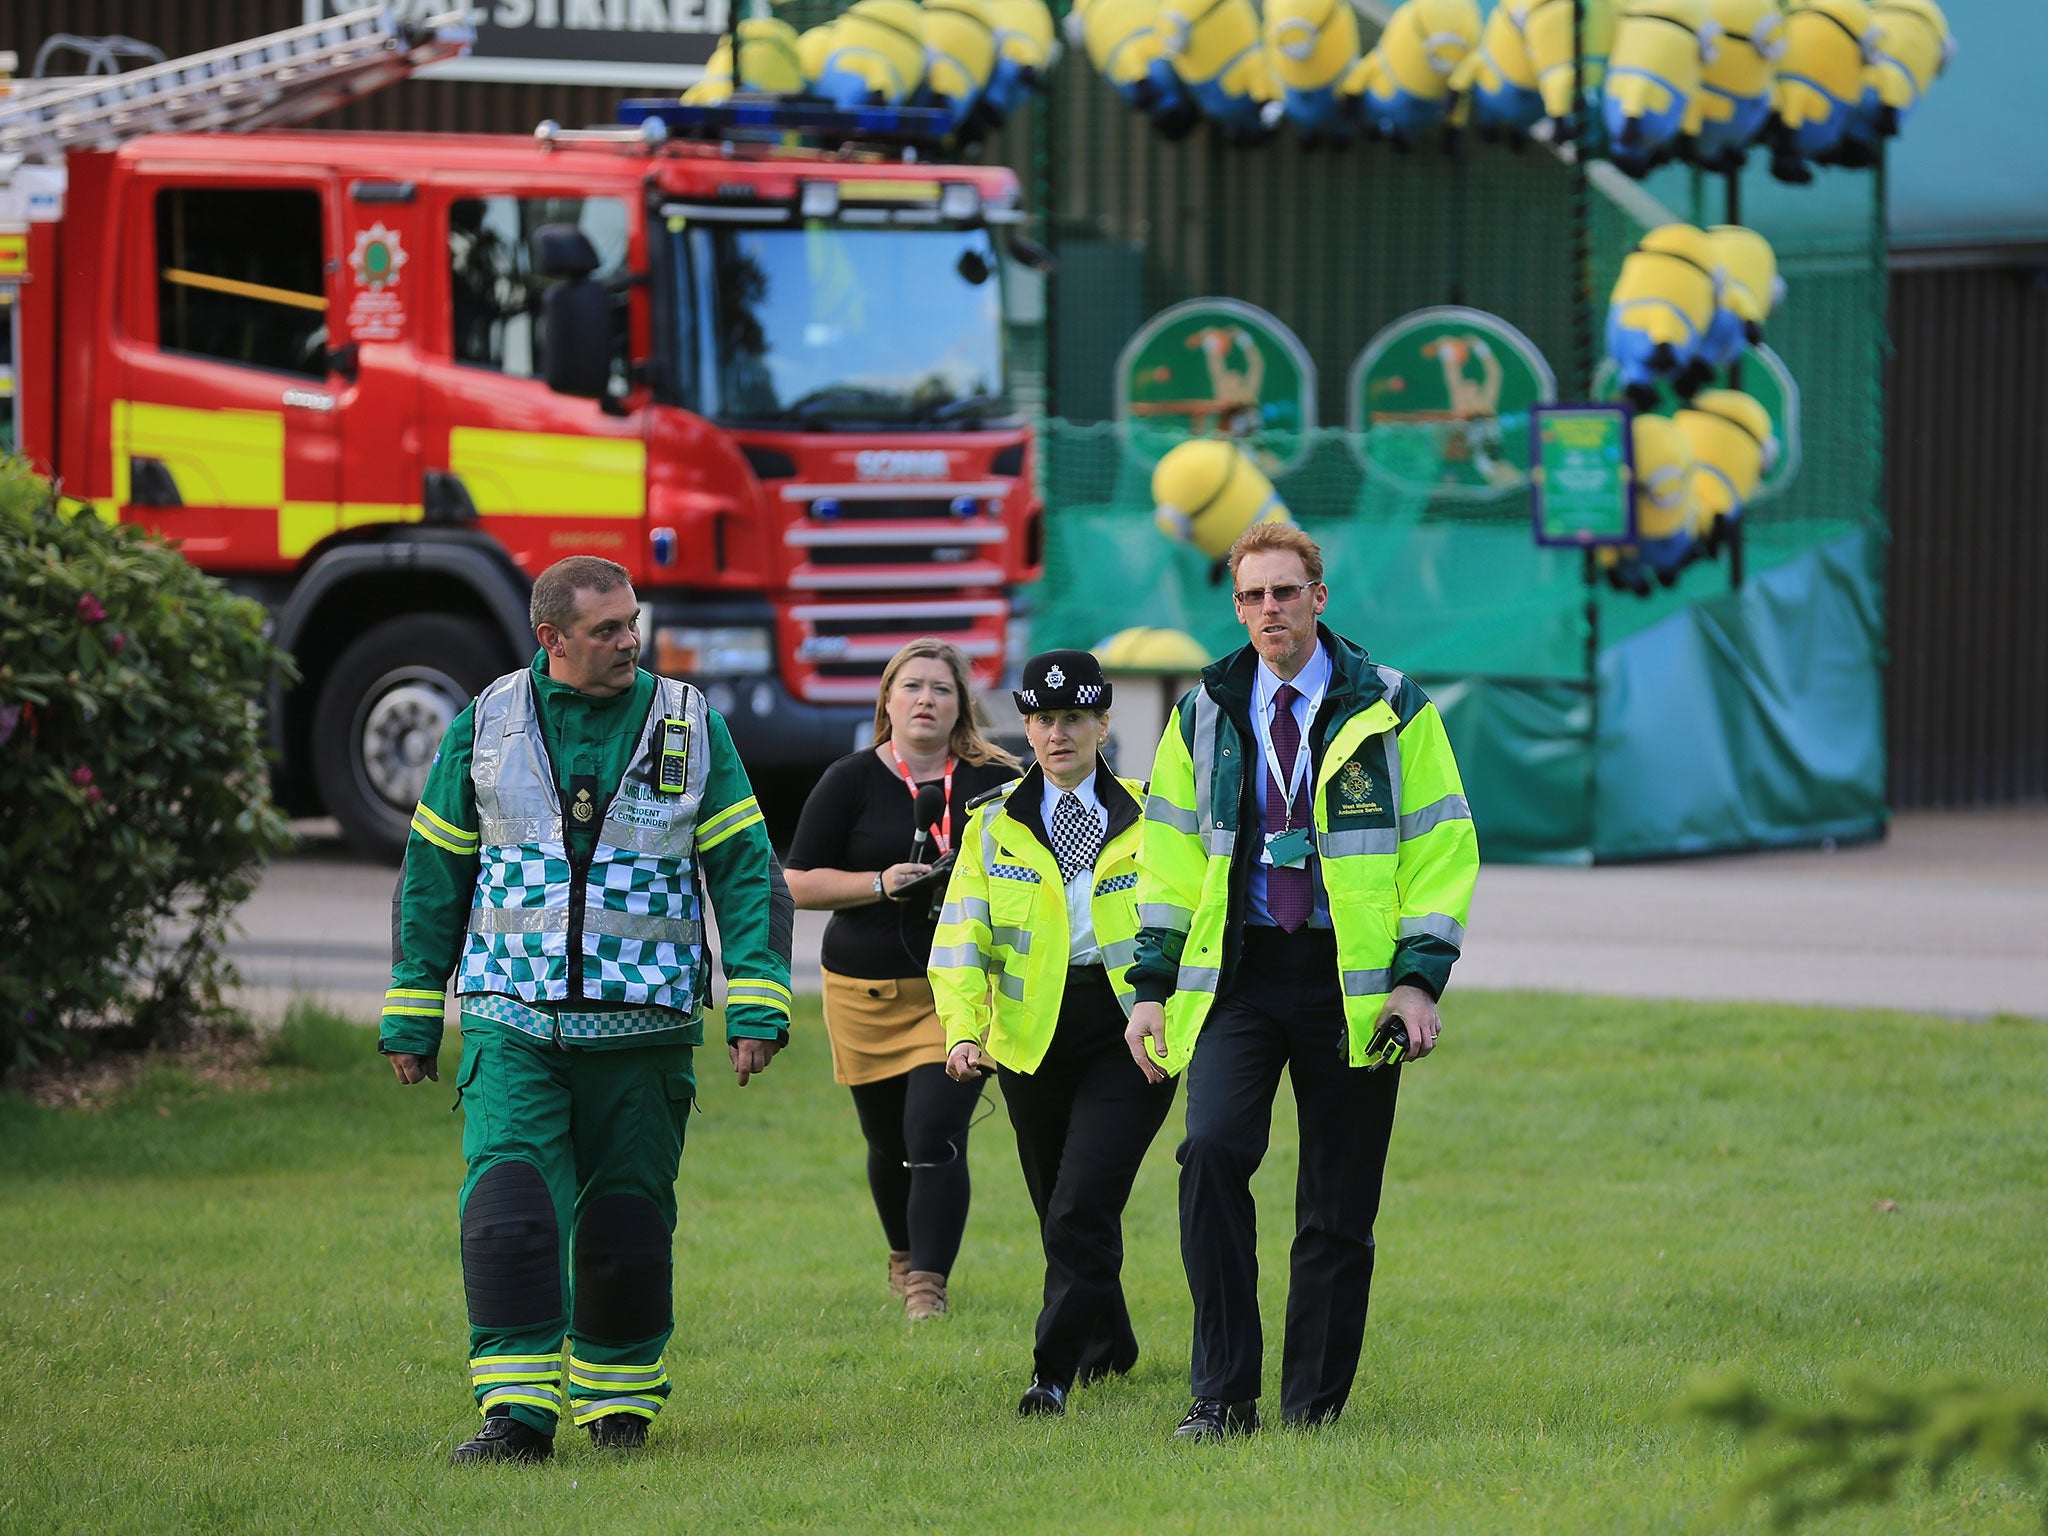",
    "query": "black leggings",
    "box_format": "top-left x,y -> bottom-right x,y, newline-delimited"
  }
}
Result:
848,1063 -> 985,1276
